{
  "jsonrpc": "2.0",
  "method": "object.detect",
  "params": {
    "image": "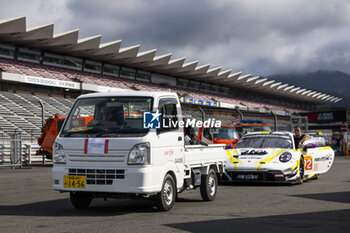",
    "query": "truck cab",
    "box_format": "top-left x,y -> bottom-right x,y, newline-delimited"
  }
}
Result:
52,91 -> 225,211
